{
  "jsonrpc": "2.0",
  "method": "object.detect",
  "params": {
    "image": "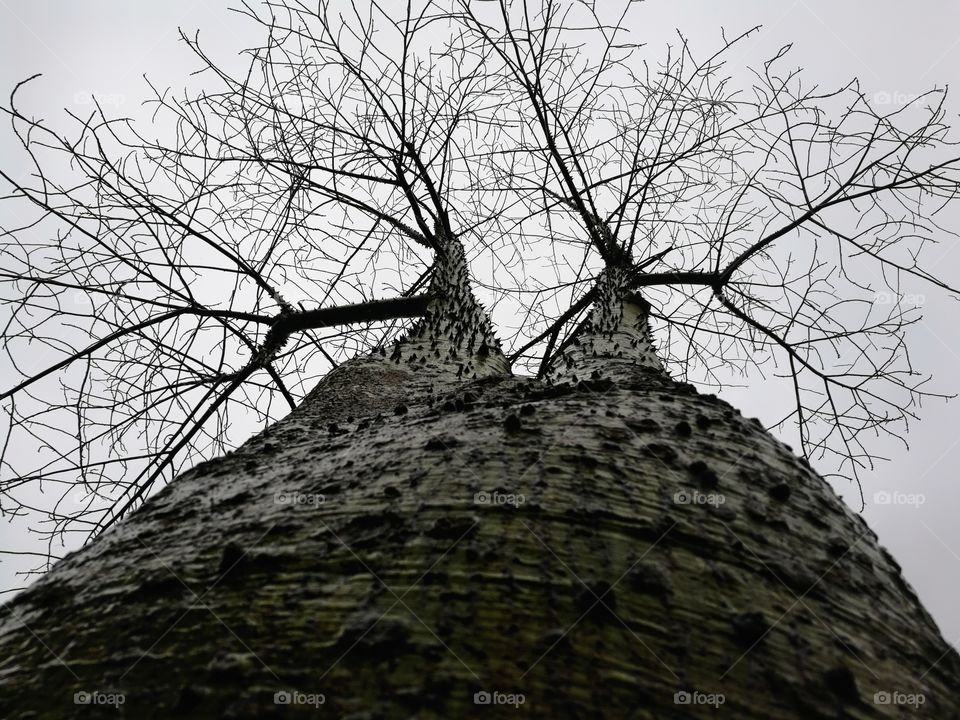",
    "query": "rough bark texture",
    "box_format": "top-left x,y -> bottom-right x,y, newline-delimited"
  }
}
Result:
1,266 -> 958,719
378,233 -> 510,383
549,267 -> 664,383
